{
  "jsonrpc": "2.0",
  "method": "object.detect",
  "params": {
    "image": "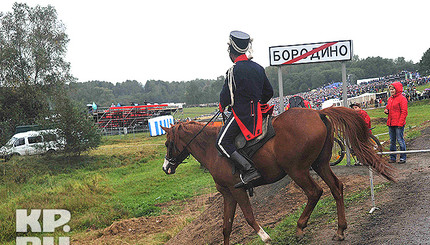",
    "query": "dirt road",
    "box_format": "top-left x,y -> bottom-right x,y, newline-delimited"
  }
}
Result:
308,126 -> 430,245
